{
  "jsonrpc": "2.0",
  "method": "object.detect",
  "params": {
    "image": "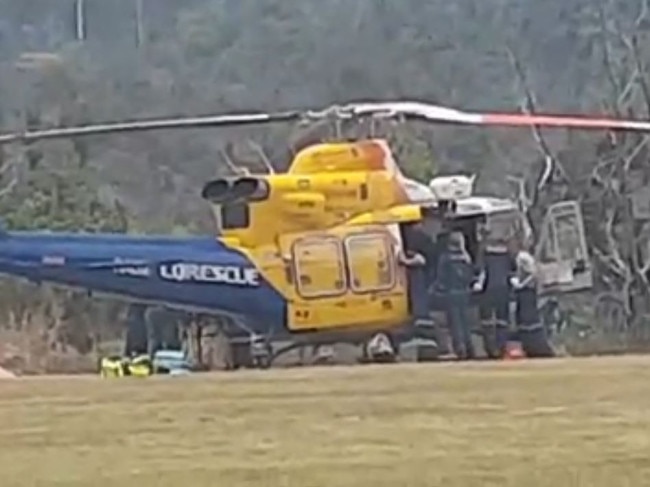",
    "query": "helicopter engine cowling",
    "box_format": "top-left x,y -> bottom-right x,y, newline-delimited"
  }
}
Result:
231,177 -> 269,202
201,177 -> 270,204
201,178 -> 232,204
